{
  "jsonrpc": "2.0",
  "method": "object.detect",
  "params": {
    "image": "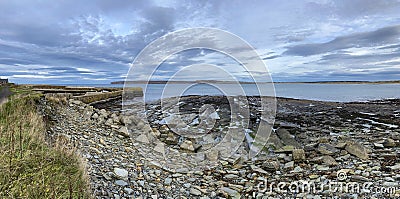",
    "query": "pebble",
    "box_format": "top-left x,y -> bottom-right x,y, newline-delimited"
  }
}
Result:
190,188 -> 202,196
164,178 -> 172,185
123,187 -> 134,194
113,168 -> 128,179
115,180 -> 128,186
